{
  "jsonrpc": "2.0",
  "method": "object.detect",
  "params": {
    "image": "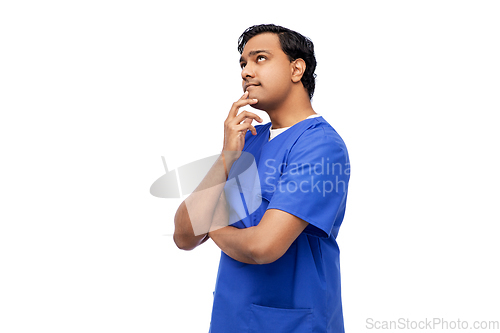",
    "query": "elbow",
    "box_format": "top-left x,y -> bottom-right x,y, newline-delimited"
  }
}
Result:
173,232 -> 197,251
173,229 -> 209,251
173,233 -> 191,251
173,202 -> 198,251
249,243 -> 281,265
